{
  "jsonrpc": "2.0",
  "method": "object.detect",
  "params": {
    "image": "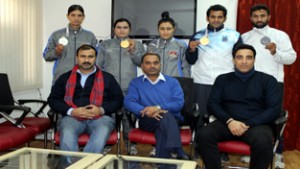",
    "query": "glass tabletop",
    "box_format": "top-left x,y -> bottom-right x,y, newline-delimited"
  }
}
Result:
87,155 -> 197,169
0,148 -> 103,169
